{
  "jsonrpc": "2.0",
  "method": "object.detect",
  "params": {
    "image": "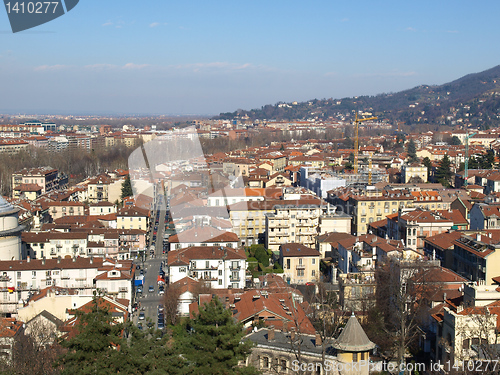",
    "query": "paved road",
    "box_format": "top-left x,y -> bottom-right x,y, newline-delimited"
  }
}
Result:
132,257 -> 165,329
